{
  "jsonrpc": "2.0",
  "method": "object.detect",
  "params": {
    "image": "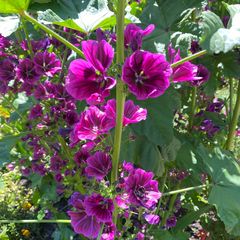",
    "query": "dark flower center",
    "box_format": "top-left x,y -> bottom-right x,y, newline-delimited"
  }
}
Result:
135,71 -> 146,85
134,186 -> 145,199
